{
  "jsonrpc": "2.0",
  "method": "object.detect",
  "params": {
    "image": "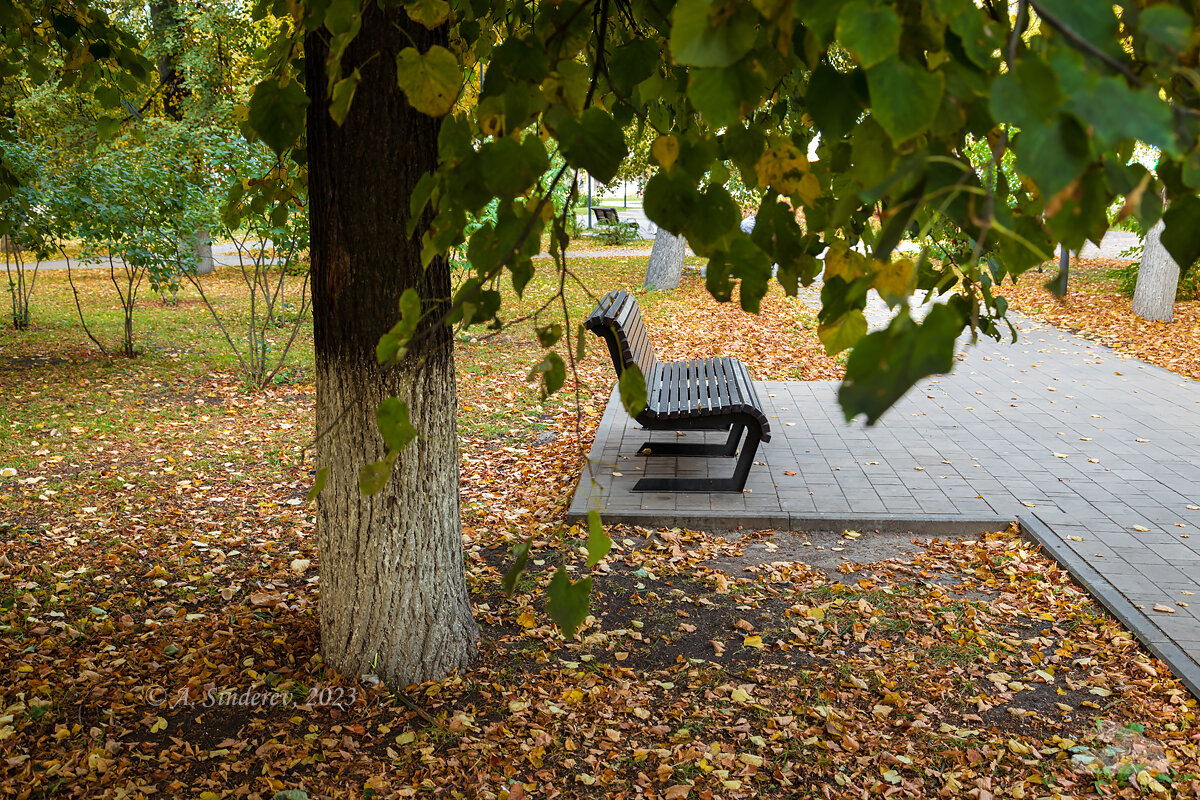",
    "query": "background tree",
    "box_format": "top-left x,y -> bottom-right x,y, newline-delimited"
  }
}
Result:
1132,218 -> 1181,321
643,228 -> 687,290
